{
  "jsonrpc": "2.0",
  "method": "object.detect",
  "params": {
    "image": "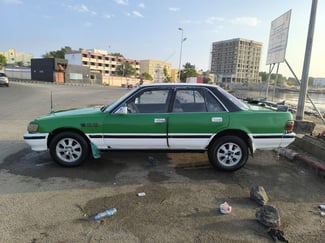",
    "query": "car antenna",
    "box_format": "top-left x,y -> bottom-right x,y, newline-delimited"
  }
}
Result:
50,91 -> 53,113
